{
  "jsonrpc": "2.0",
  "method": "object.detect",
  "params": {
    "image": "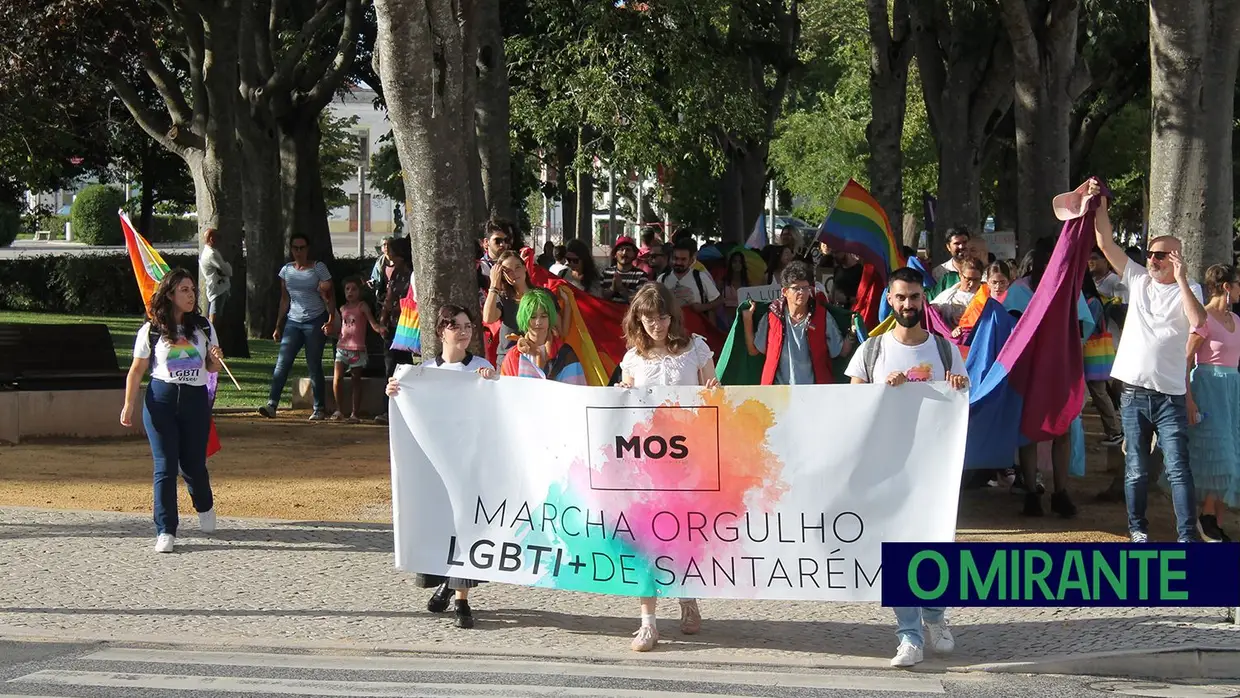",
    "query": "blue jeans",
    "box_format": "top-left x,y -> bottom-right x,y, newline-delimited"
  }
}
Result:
143,379 -> 214,536
1120,385 -> 1197,541
207,290 -> 229,319
268,313 -> 328,412
893,607 -> 945,648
